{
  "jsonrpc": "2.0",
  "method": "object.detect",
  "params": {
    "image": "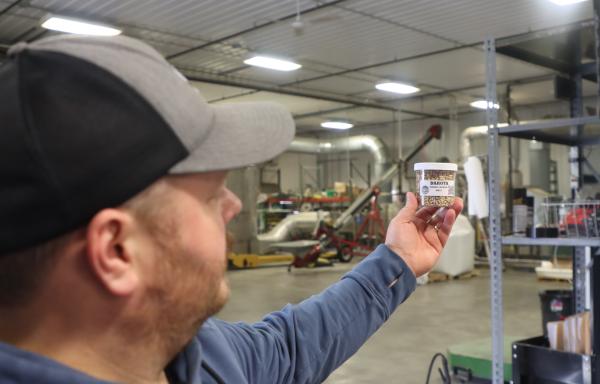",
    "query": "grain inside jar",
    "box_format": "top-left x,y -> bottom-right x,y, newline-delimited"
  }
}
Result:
414,163 -> 458,207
